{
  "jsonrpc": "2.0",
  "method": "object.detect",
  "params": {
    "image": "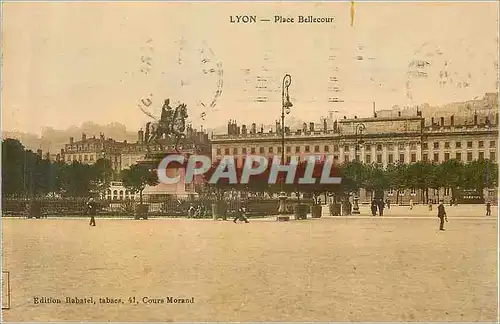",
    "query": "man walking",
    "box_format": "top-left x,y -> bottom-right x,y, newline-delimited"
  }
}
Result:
486,201 -> 491,216
370,198 -> 378,217
377,198 -> 385,216
437,200 -> 448,231
87,198 -> 97,227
